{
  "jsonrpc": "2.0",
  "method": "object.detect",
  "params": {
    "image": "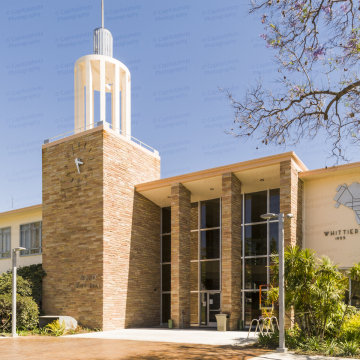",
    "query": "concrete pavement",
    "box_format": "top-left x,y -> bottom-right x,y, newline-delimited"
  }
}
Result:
67,328 -> 258,346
